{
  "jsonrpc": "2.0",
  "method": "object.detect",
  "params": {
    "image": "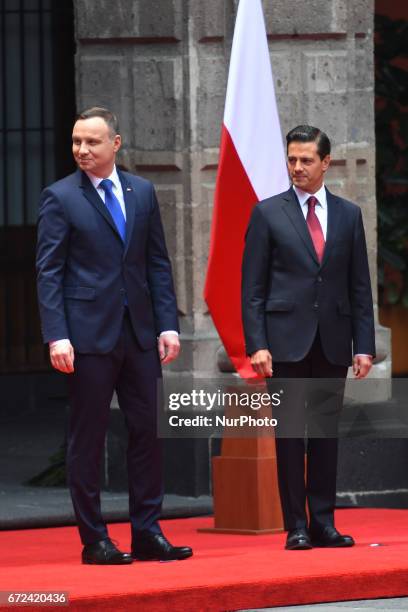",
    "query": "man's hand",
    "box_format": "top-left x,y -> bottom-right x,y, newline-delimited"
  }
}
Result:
49,340 -> 75,373
250,349 -> 273,377
353,355 -> 372,379
158,333 -> 180,365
